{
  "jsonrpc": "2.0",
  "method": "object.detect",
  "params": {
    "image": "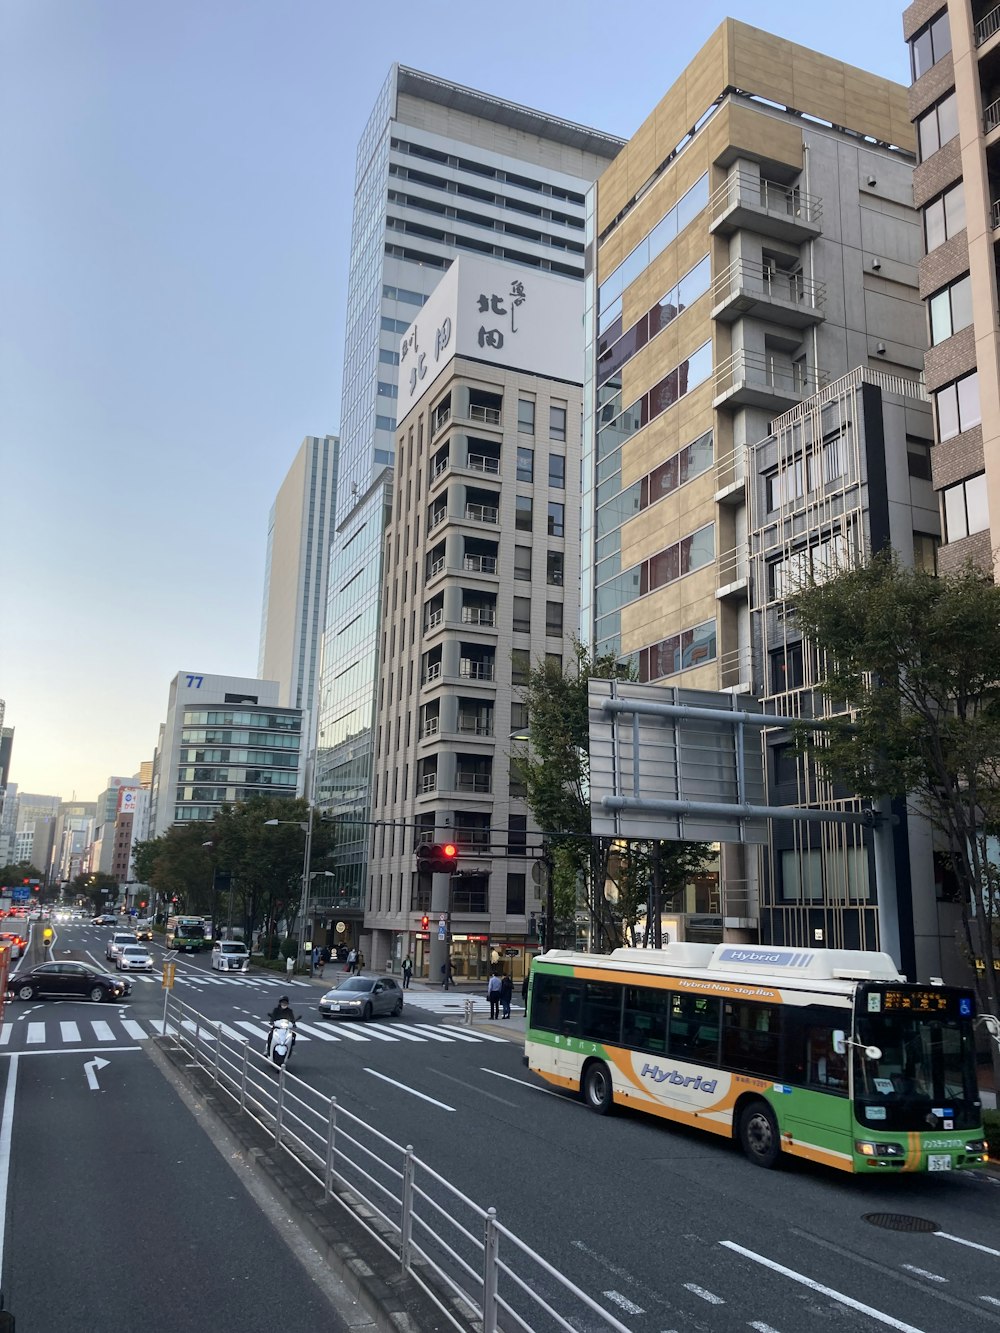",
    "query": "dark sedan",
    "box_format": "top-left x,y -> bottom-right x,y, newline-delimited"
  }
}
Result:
11,962 -> 131,1003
